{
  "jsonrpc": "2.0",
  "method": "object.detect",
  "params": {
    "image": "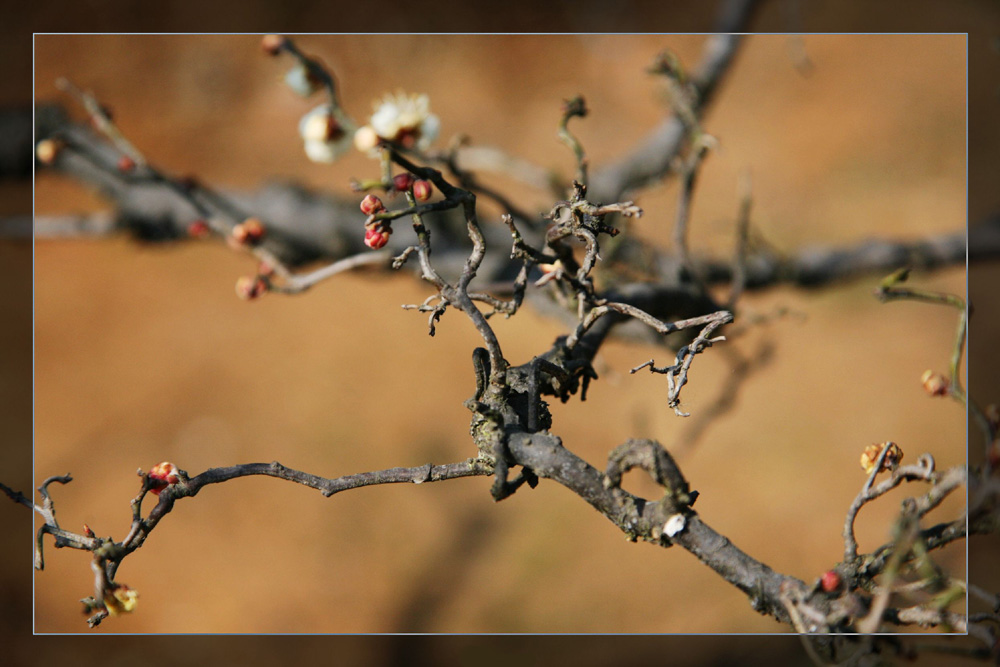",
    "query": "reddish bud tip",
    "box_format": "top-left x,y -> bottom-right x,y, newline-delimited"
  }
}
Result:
360,194 -> 385,216
820,570 -> 842,593
231,218 -> 266,245
83,523 -> 96,538
187,220 -> 210,238
235,276 -> 268,300
364,225 -> 391,249
117,155 -> 136,173
148,461 -> 181,495
413,179 -> 433,202
261,34 -> 286,56
393,173 -> 415,192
